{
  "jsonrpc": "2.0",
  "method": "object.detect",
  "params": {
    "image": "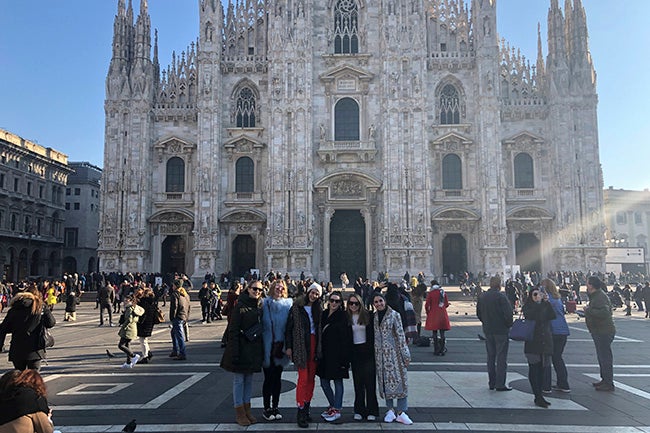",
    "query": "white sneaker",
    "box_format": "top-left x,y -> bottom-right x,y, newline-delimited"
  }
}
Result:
324,409 -> 341,422
367,415 -> 376,421
321,407 -> 334,418
395,412 -> 413,425
121,362 -> 132,369
384,409 -> 396,423
353,413 -> 363,421
130,354 -> 141,367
